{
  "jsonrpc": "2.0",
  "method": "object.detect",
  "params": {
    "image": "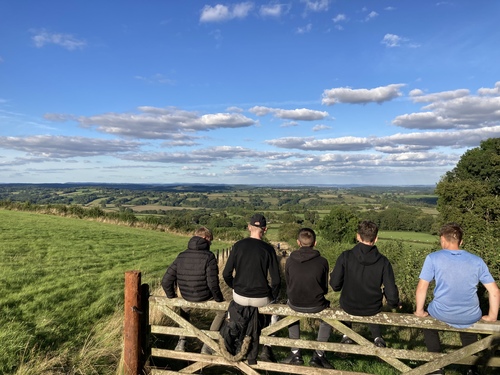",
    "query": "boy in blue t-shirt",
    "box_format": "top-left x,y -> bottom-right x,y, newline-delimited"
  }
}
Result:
414,223 -> 499,375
